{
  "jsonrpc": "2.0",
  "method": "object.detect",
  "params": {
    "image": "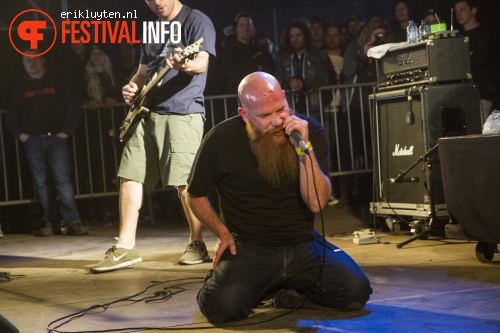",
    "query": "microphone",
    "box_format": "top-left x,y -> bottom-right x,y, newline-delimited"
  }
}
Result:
389,177 -> 419,183
290,130 -> 310,155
